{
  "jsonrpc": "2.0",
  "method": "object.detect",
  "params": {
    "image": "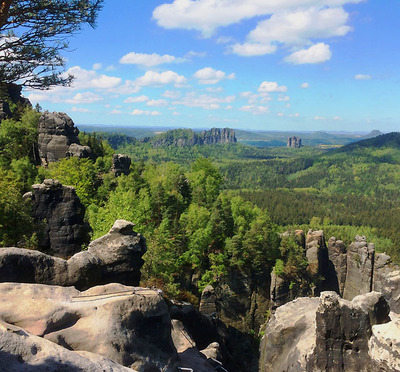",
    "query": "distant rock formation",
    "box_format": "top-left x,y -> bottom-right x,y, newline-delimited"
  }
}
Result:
149,128 -> 237,147
260,291 -> 392,372
24,179 -> 90,258
0,220 -> 146,290
287,136 -> 302,148
111,154 -> 131,176
38,111 -> 91,166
